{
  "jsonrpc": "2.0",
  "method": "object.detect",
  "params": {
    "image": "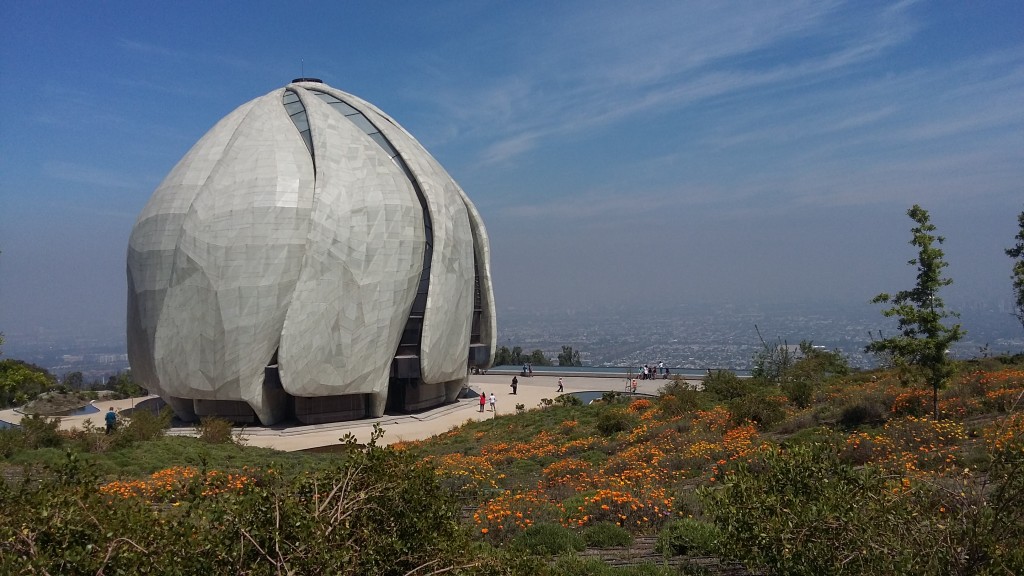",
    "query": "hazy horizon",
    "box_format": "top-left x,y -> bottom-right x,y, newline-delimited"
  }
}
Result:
2,1 -> 1022,337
